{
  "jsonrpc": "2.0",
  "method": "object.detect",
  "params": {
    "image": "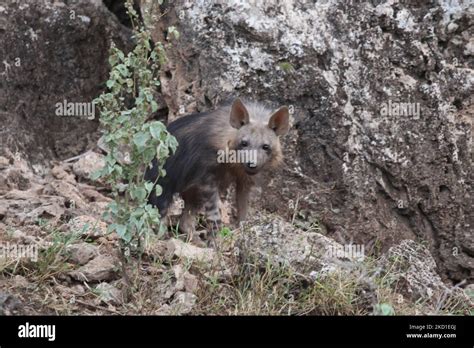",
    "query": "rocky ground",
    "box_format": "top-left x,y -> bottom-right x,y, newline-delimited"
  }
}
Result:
0,150 -> 472,315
